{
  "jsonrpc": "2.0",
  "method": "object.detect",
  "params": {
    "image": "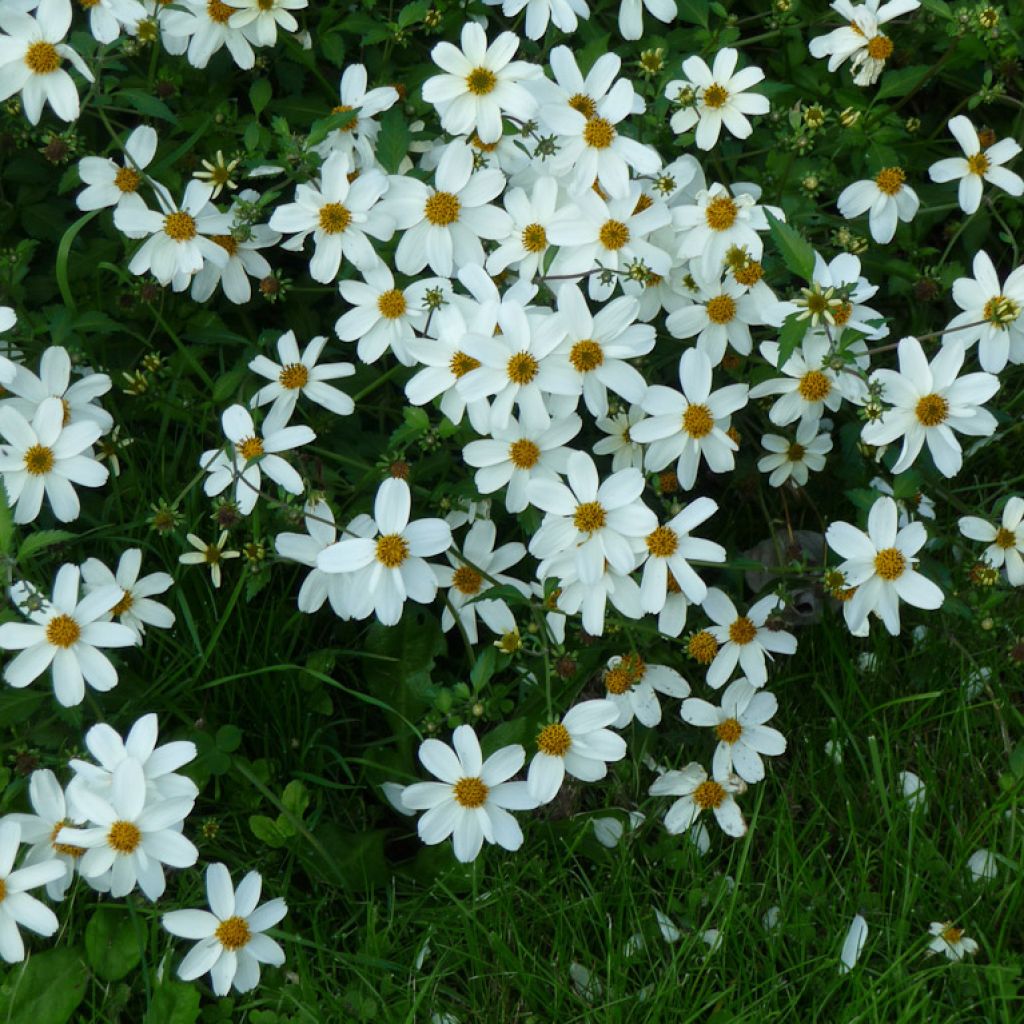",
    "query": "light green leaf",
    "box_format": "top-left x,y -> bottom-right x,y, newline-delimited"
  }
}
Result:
85,907 -> 144,982
142,982 -> 201,1024
765,210 -> 816,282
0,948 -> 88,1023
